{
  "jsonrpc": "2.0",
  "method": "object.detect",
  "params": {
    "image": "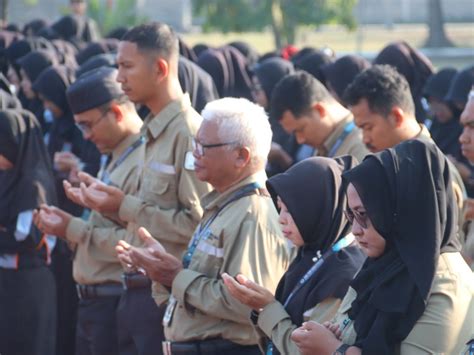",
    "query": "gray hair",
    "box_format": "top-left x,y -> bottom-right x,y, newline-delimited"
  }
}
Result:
201,98 -> 272,164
